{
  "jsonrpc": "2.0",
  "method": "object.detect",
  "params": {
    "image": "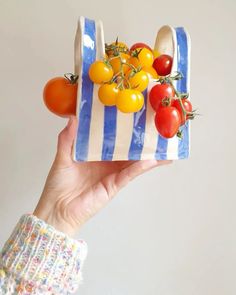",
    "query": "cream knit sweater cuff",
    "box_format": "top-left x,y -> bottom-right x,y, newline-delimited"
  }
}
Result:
0,214 -> 88,294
